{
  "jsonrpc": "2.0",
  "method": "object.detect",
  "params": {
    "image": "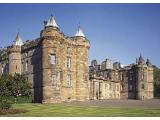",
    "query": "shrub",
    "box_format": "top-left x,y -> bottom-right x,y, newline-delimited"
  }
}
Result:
15,96 -> 32,104
0,100 -> 12,110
